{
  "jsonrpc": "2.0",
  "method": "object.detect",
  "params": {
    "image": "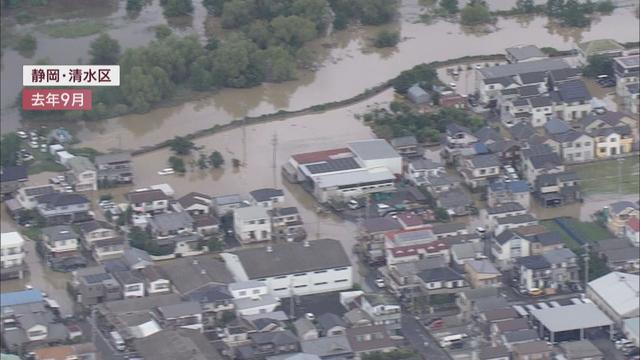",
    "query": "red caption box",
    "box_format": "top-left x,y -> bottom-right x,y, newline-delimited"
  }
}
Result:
22,89 -> 92,111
